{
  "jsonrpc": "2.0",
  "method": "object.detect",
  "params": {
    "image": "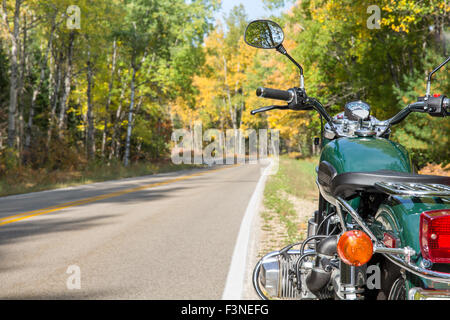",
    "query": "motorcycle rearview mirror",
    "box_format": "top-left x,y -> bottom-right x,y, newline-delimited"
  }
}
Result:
245,20 -> 305,89
244,20 -> 285,49
426,56 -> 450,98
